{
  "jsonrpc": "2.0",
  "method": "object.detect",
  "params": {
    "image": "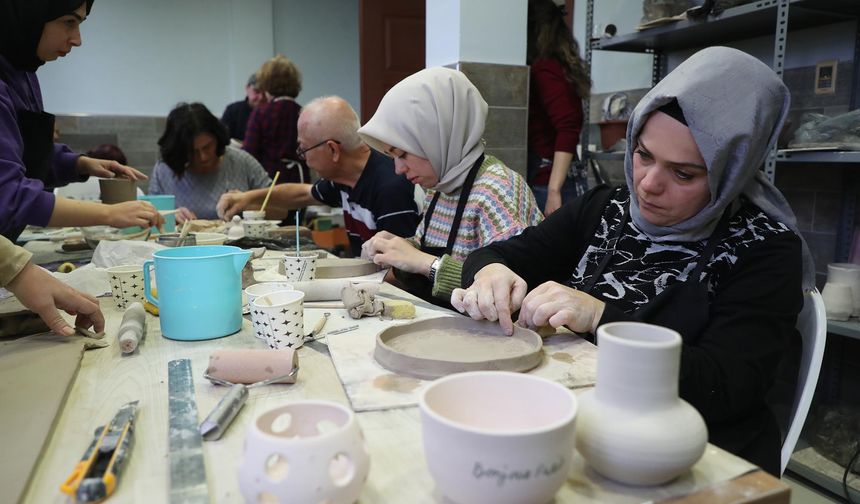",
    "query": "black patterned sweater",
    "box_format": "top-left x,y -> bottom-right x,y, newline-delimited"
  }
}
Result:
463,185 -> 803,472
